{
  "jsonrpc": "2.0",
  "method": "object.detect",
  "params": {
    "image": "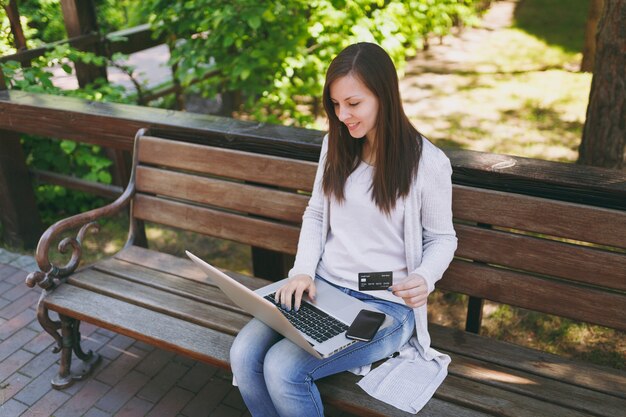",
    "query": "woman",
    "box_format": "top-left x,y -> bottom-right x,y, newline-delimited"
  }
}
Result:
230,42 -> 457,416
